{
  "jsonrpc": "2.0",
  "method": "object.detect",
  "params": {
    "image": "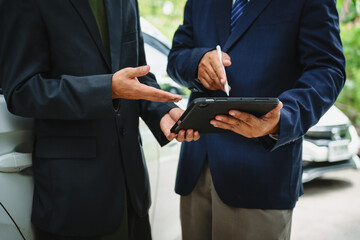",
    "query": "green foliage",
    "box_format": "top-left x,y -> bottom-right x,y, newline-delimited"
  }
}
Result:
139,0 -> 187,40
336,22 -> 360,128
337,0 -> 359,23
334,0 -> 360,130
